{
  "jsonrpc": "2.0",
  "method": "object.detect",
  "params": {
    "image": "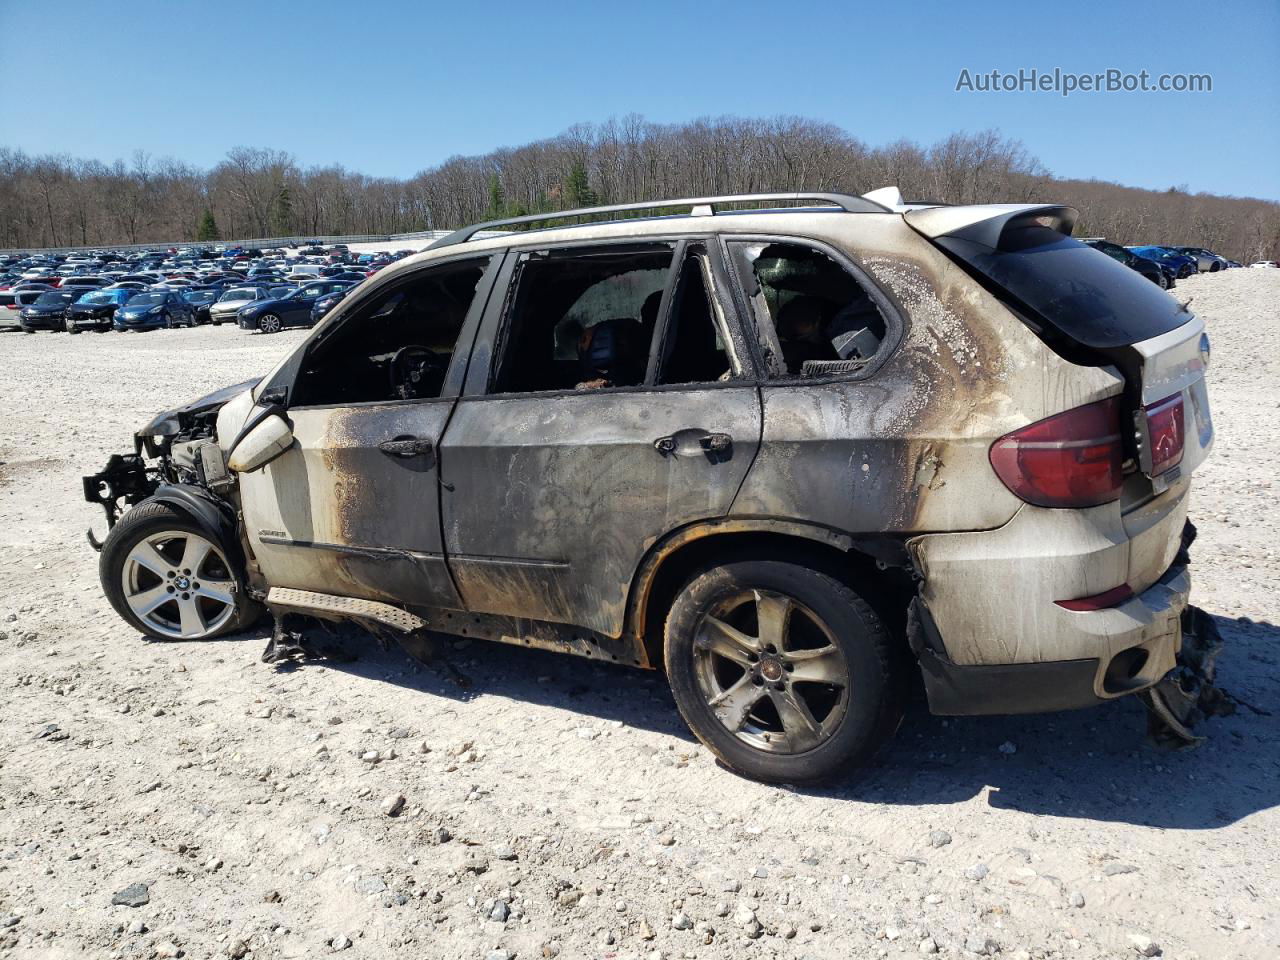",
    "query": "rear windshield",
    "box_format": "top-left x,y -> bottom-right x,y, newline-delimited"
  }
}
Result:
935,227 -> 1189,348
